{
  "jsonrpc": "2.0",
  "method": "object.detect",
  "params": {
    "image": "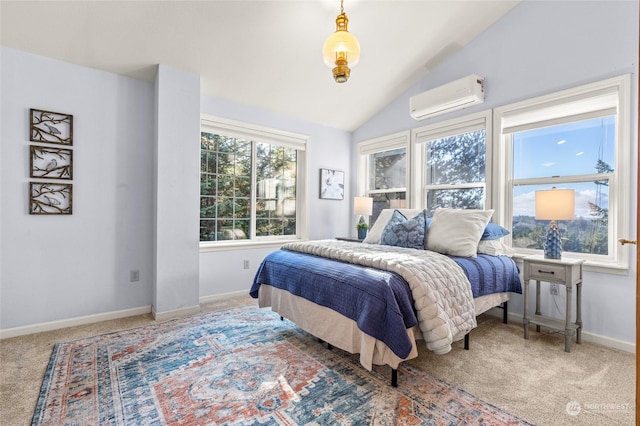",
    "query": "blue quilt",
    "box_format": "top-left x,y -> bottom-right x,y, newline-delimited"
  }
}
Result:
250,249 -> 417,358
450,254 -> 522,297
